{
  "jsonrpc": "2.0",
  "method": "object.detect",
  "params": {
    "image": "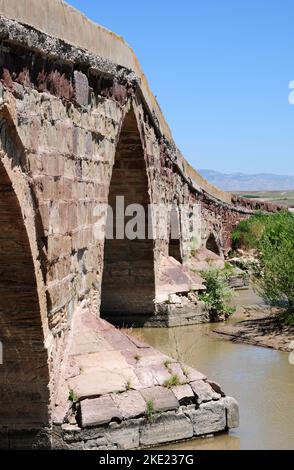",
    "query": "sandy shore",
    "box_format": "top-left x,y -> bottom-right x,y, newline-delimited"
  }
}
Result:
213,305 -> 294,352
